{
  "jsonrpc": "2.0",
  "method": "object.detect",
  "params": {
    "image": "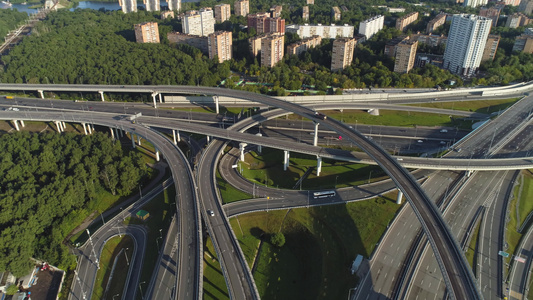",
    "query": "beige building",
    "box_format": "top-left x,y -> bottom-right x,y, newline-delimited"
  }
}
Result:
307,0 -> 314,4
183,8 -> 215,36
235,0 -> 249,17
482,35 -> 500,61
271,5 -> 283,18
249,33 -> 282,57
384,35 -> 409,58
167,32 -> 208,53
248,13 -> 285,34
287,23 -> 354,39
506,12 -> 530,28
287,35 -> 322,56
161,11 -> 174,19
208,31 -> 232,63
167,0 -> 180,11
302,6 -> 309,21
144,0 -> 159,12
261,35 -> 285,67
215,4 -> 231,23
396,12 -> 419,31
331,7 -> 341,21
513,33 -> 533,53
519,0 -> 533,14
394,40 -> 418,73
411,33 -> 447,47
135,22 -> 160,43
331,37 -> 356,71
426,13 -> 446,33
480,7 -> 501,27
